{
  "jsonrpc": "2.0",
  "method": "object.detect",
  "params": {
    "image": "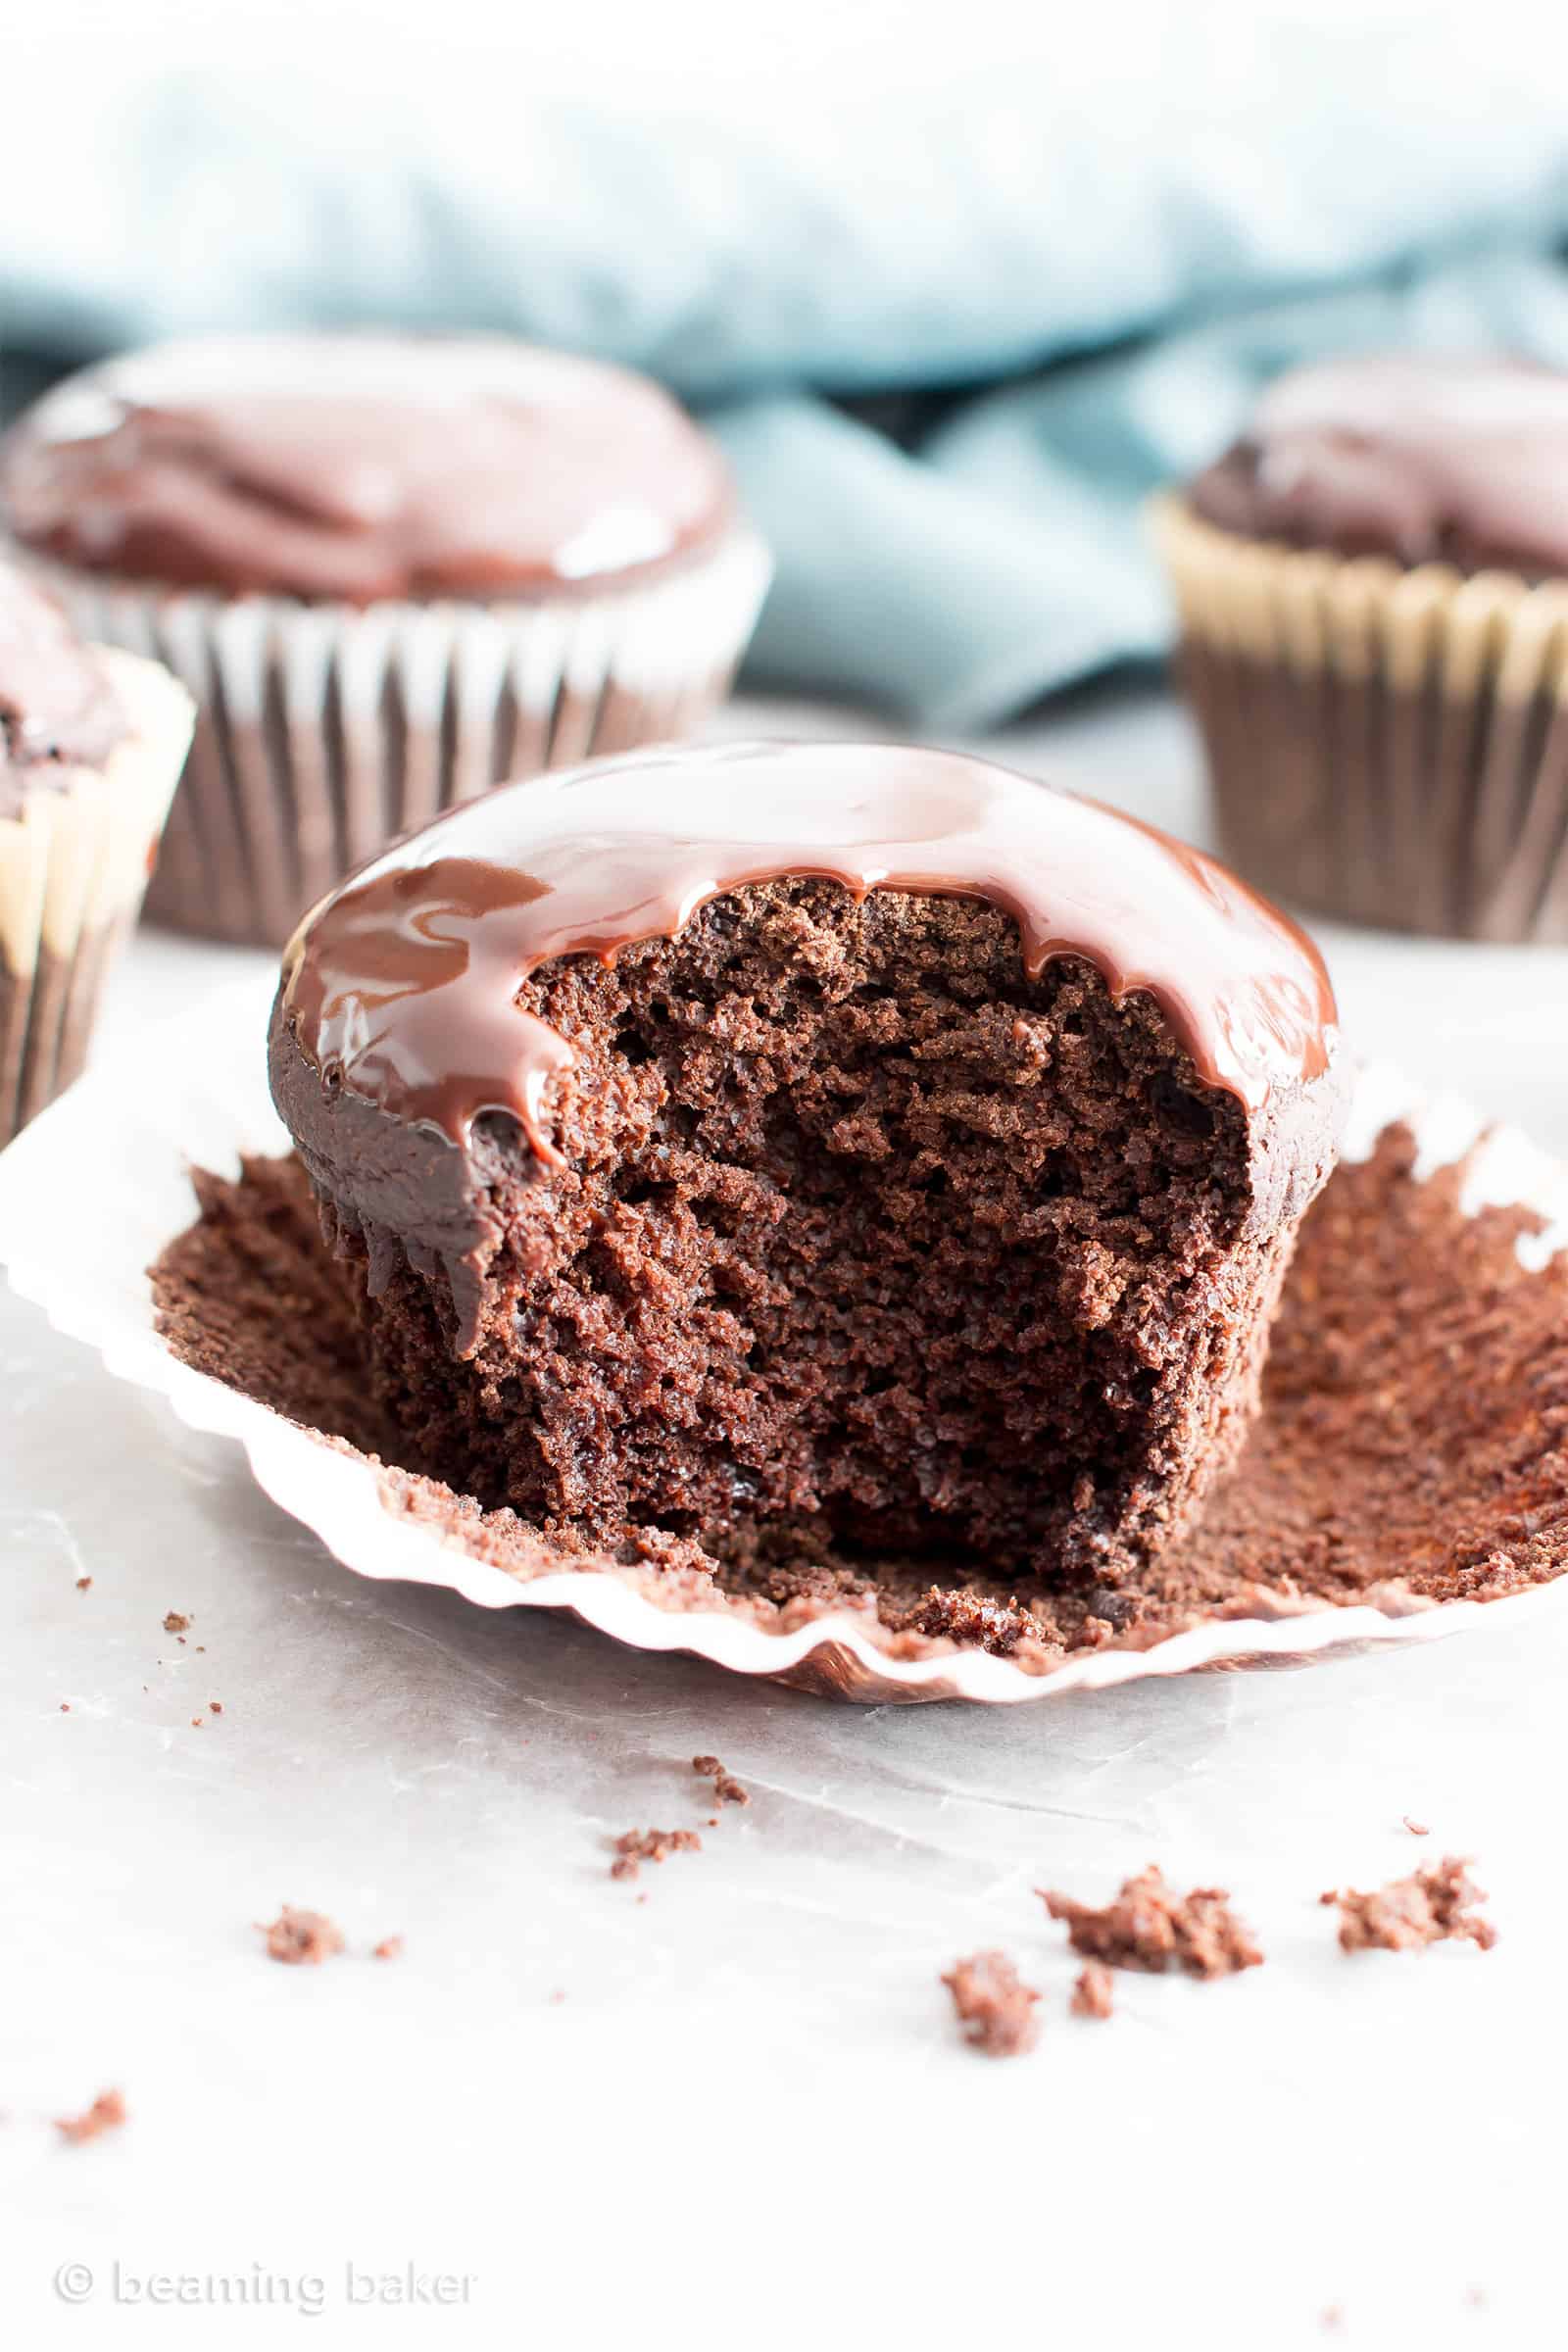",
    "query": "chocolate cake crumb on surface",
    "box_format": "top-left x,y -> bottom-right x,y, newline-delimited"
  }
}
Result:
1072,1961 -> 1115,2019
55,2088 -> 125,2145
258,1906 -> 346,1965
693,1754 -> 750,1807
610,1829 -> 702,1883
1322,1858 -> 1496,1954
149,1113 -> 1568,1672
942,1951 -> 1042,2056
74,1576 -> 91,1592
1041,1866 -> 1262,1978
162,1611 -> 189,1633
